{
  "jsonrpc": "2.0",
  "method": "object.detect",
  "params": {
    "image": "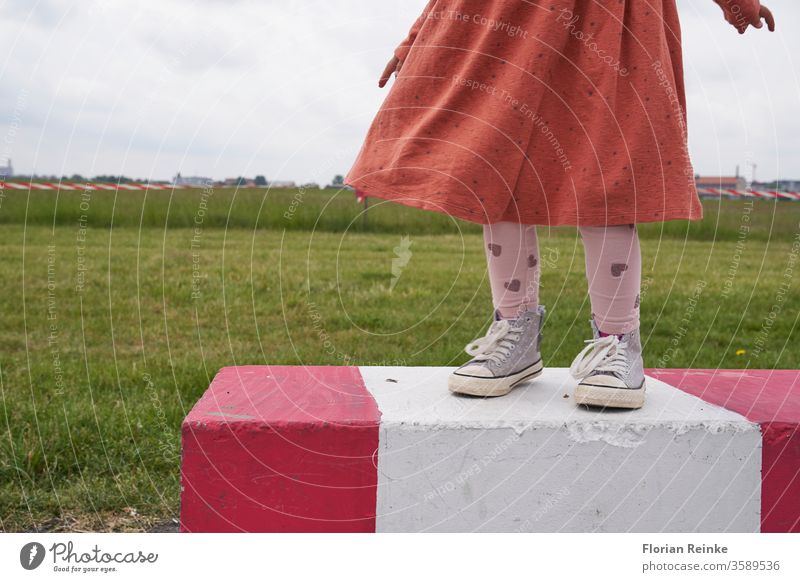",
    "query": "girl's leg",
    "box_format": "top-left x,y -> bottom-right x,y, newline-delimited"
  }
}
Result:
578,224 -> 641,335
483,221 -> 540,319
448,220 -> 545,397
